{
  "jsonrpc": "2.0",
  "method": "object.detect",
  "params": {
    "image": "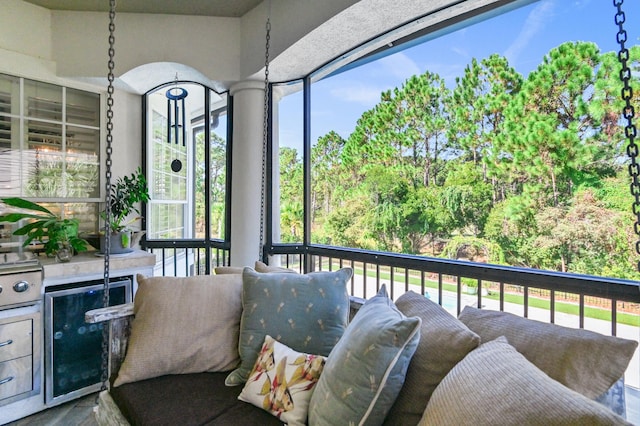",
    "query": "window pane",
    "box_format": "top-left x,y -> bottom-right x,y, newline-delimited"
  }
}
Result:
306,0 -> 640,282
275,80 -> 303,243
